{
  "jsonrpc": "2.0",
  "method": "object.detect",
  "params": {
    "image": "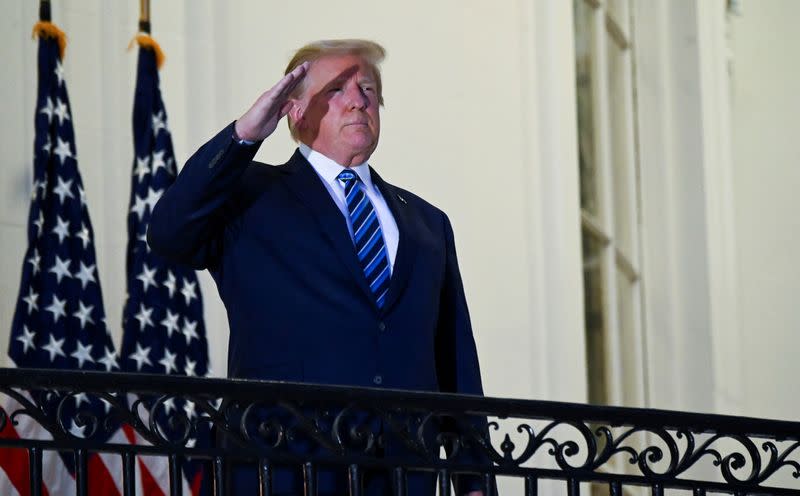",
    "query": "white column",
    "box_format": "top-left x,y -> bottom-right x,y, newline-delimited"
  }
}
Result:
519,0 -> 588,403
